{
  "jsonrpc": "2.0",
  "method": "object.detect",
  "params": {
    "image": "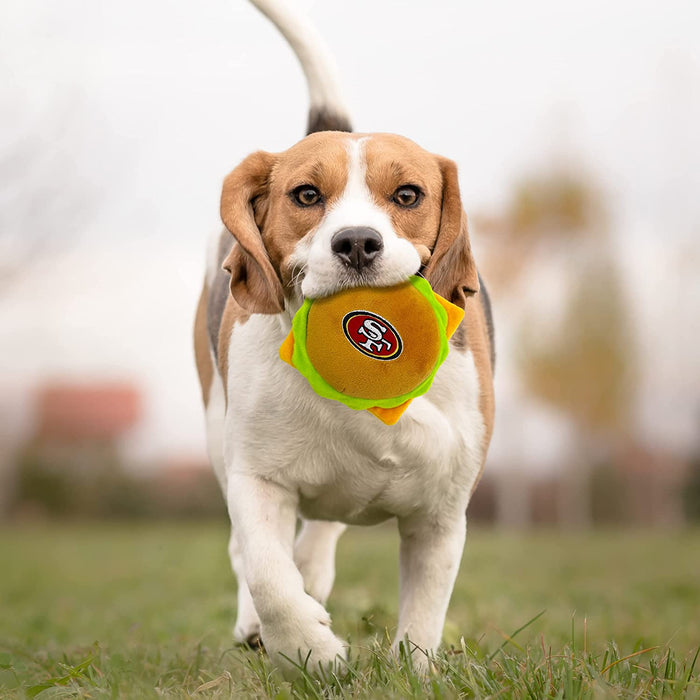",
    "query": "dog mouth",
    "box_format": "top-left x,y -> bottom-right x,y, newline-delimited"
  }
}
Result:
291,265 -> 421,304
336,266 -> 390,291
